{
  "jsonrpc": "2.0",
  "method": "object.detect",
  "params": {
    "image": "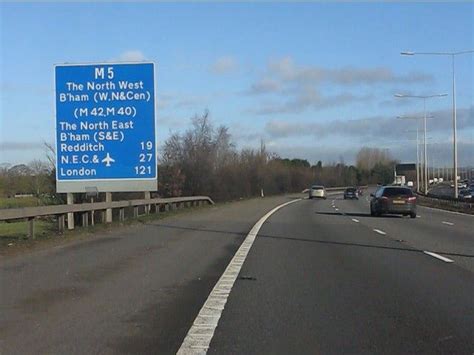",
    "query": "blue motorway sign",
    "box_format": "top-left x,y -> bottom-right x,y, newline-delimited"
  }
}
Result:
55,62 -> 156,192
